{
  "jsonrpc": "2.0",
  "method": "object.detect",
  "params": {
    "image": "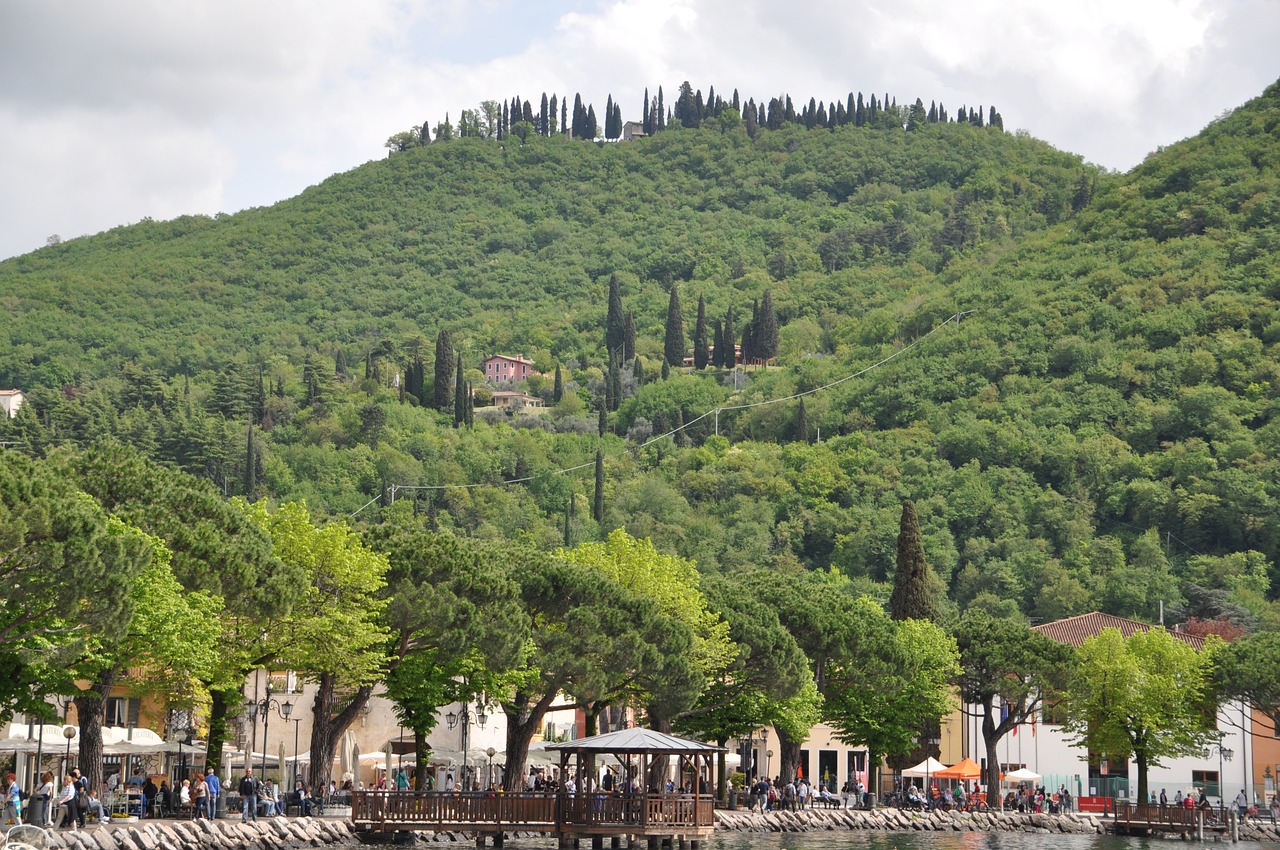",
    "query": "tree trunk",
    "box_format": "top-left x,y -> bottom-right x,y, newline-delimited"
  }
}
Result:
983,703 -> 1001,805
205,686 -> 235,775
413,728 -> 427,790
775,725 -> 803,784
308,674 -> 371,792
500,689 -> 561,792
1135,751 -> 1148,809
75,668 -> 118,792
715,738 -> 728,802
